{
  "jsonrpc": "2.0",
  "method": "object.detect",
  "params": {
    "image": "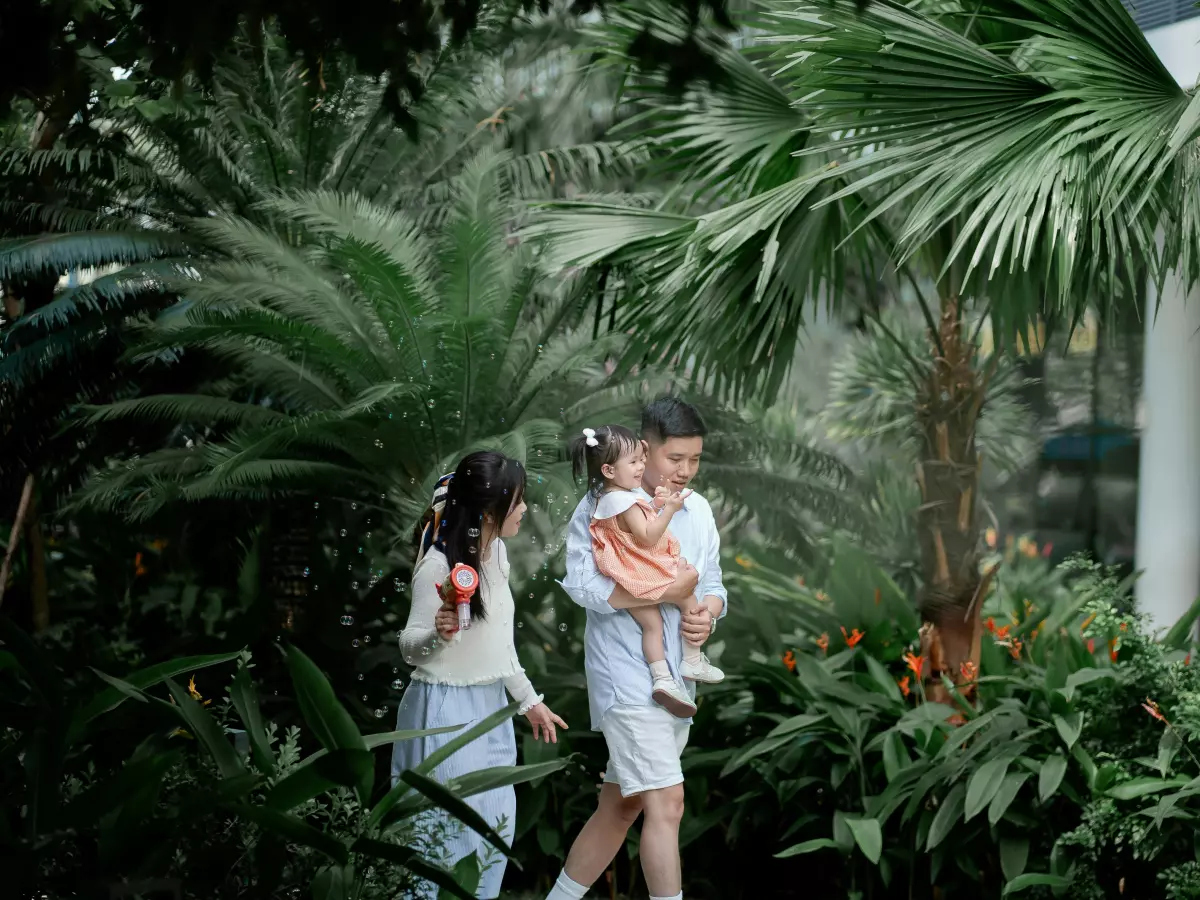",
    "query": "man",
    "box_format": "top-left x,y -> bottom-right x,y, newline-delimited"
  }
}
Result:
547,397 -> 727,900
